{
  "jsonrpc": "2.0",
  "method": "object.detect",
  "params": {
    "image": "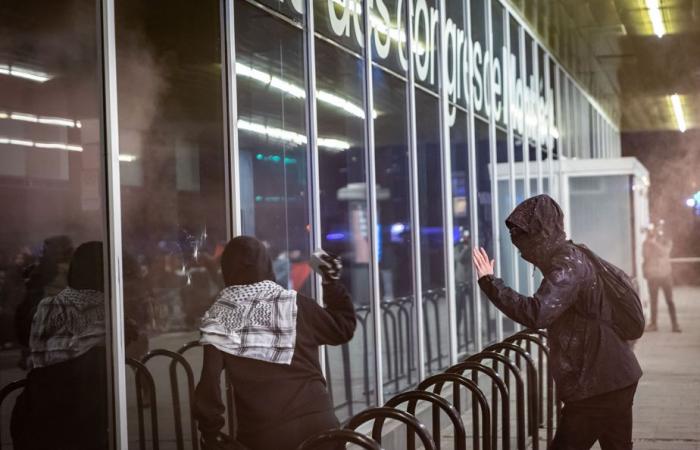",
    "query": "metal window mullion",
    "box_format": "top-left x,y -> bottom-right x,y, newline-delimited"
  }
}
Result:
405,0 -> 426,381
519,27 -> 534,295
223,0 -> 241,237
554,63 -> 562,199
100,0 -> 127,447
533,41 -> 543,195
303,0 -> 326,372
361,0 -> 384,405
545,53 -> 555,199
486,0 -> 502,342
465,0 -> 482,352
